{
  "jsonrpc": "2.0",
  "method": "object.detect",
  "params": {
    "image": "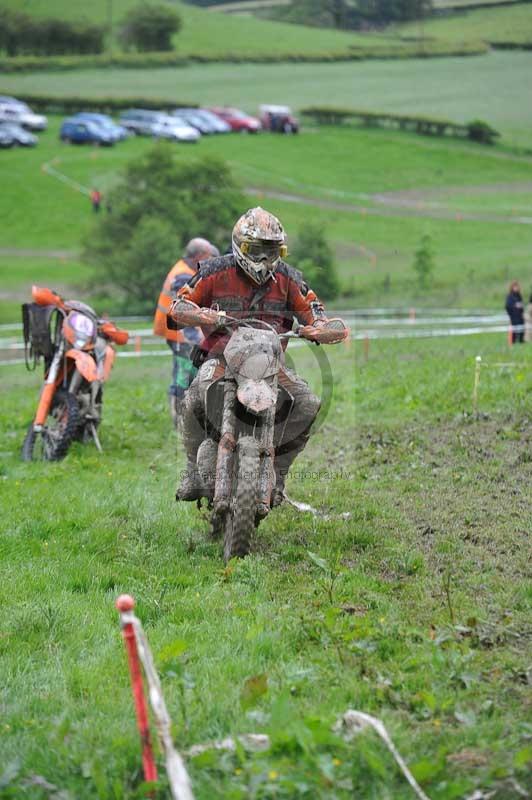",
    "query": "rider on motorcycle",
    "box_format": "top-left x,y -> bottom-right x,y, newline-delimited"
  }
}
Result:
169,207 -> 347,506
